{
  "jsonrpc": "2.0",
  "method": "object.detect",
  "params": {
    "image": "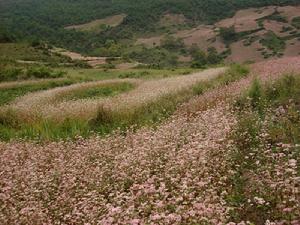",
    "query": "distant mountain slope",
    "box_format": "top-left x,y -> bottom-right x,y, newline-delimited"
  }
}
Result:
1,0 -> 300,64
136,6 -> 300,63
